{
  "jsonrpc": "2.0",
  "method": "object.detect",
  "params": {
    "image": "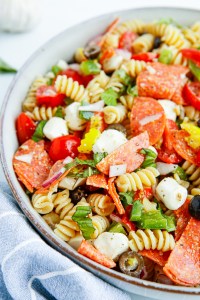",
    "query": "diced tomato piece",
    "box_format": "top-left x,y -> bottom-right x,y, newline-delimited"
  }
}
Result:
172,130 -> 200,166
99,48 -> 115,65
130,97 -> 166,145
78,240 -> 116,268
134,187 -> 153,200
61,69 -> 84,85
181,48 -> 200,67
163,119 -> 178,150
16,113 -> 36,145
183,82 -> 200,110
132,52 -> 158,62
157,147 -> 183,164
36,86 -> 65,107
119,31 -> 138,52
49,135 -> 81,162
121,215 -> 136,232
